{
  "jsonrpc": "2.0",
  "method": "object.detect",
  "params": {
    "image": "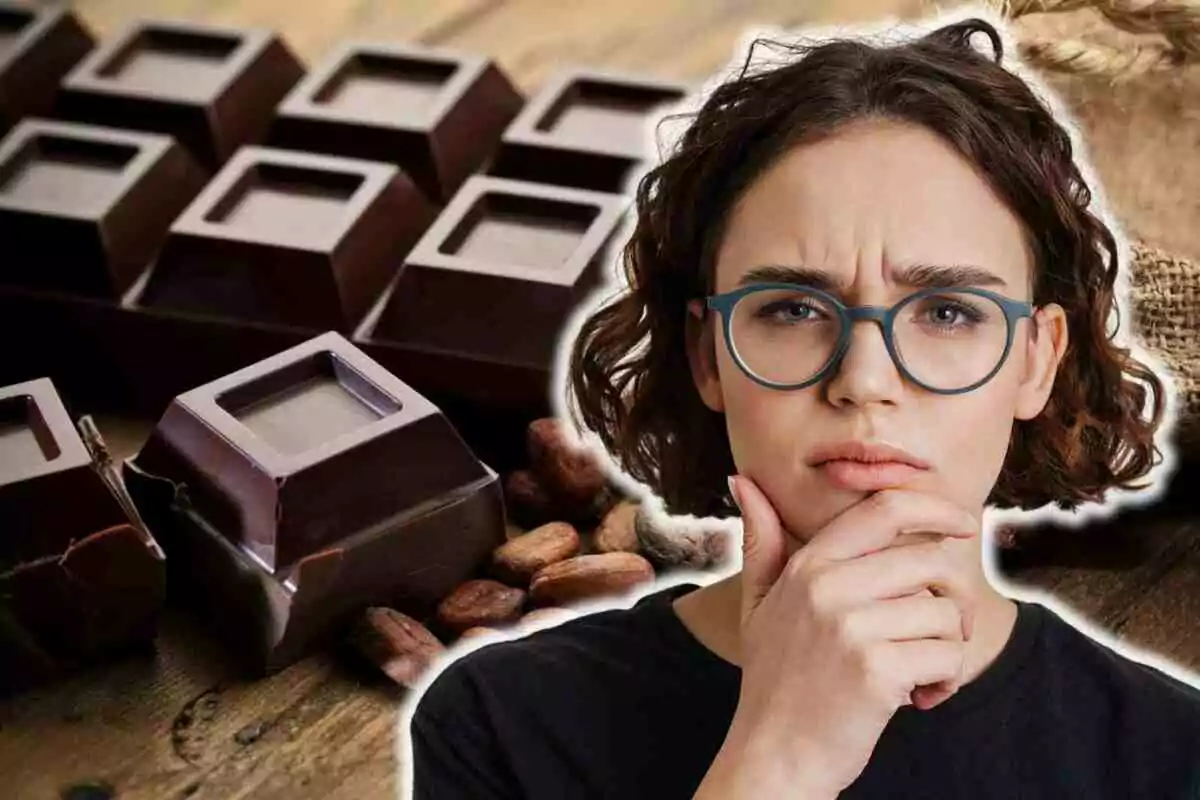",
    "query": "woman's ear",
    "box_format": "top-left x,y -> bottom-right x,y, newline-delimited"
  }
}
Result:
685,299 -> 726,413
1014,303 -> 1069,420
